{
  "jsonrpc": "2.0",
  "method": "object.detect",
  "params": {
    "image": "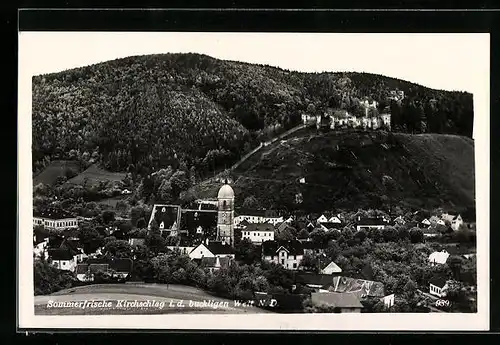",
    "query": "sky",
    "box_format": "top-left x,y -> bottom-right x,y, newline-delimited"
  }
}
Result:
19,32 -> 489,93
